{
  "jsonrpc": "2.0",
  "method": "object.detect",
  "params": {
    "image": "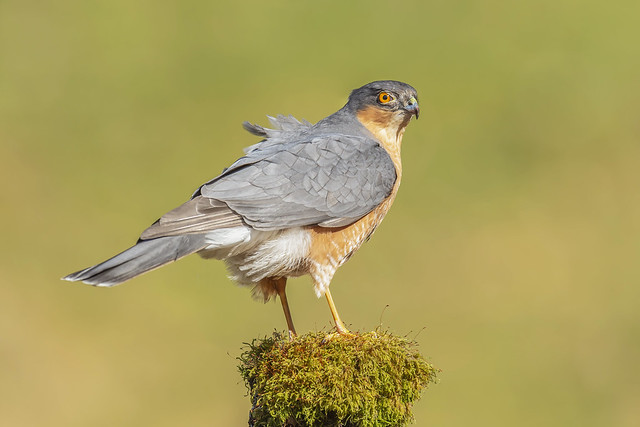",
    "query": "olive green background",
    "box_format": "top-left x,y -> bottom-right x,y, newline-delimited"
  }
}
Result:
1,1 -> 639,425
